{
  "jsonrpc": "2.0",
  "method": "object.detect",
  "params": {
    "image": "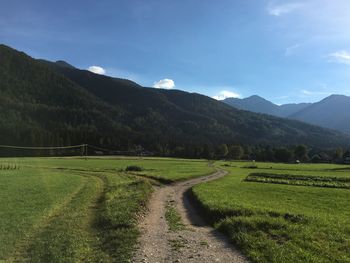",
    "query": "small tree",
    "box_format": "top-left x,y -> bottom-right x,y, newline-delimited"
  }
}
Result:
203,145 -> 215,159
311,154 -> 322,163
274,148 -> 293,163
216,144 -> 228,159
228,145 -> 244,160
334,147 -> 344,159
294,144 -> 309,162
